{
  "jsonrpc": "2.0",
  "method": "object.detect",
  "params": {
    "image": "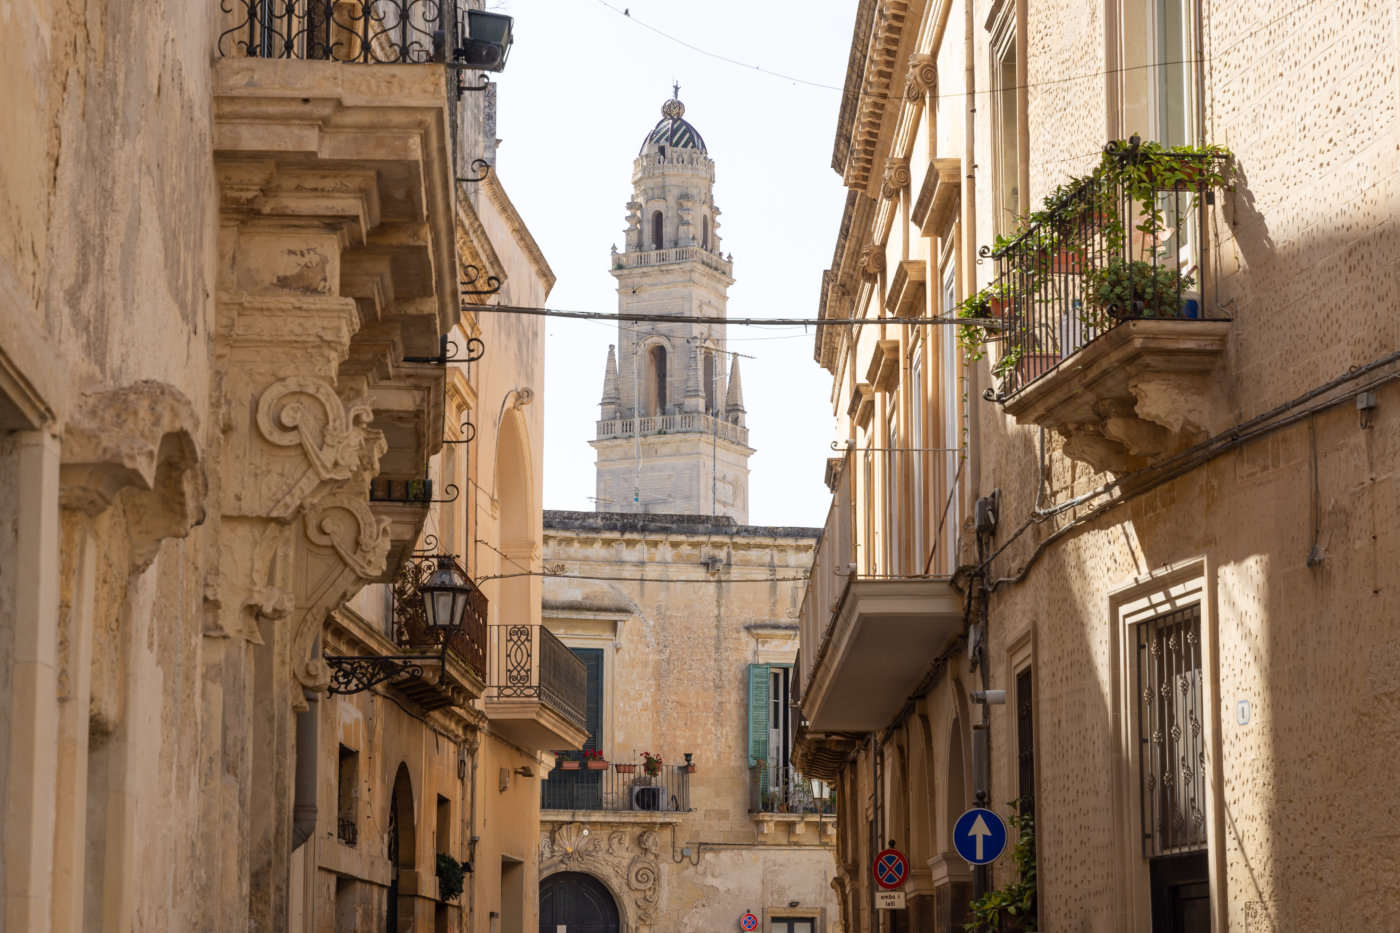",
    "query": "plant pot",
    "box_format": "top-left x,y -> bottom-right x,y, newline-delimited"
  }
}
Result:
560,760 -> 581,771
988,296 -> 1012,319
683,764 -> 696,774
587,760 -> 609,771
1047,248 -> 1083,274
1016,352 -> 1060,385
615,763 -> 637,774
644,769 -> 661,779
